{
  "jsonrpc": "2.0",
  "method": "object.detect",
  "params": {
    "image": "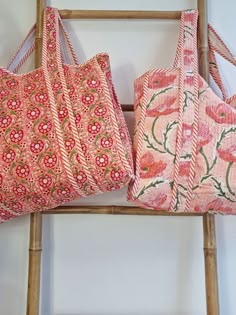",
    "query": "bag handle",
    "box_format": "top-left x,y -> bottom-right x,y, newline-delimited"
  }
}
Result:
208,24 -> 236,101
7,16 -> 79,74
